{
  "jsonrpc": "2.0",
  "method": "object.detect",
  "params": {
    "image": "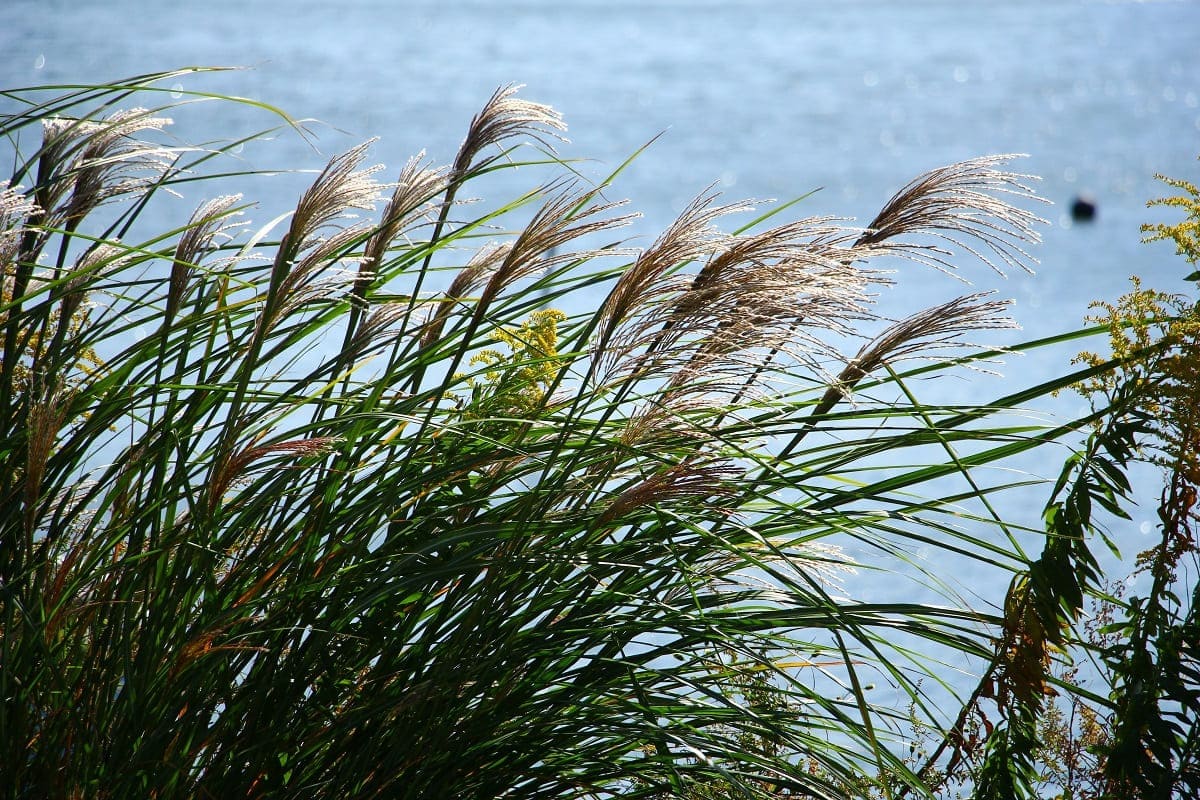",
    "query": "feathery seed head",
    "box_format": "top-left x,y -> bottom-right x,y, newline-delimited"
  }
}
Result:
25,381 -> 73,527
211,436 -> 341,507
478,183 -> 635,307
70,242 -> 133,291
454,84 -> 568,176
856,154 -> 1047,277
853,291 -> 1018,372
286,139 -> 386,255
174,194 -> 245,269
419,241 -> 512,349
363,153 -> 450,272
170,194 -> 246,314
643,218 -> 883,388
33,118 -> 83,215
276,225 -> 373,317
1,181 -> 40,265
258,141 -> 387,335
597,462 -> 740,526
618,397 -> 723,449
597,186 -> 748,346
812,292 -> 1019,418
54,108 -> 177,223
353,301 -> 412,351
